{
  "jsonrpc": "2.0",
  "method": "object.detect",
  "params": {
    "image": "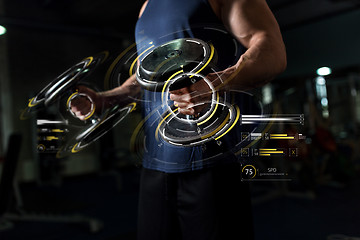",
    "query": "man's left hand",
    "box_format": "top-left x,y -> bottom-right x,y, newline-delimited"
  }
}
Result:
169,78 -> 213,116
